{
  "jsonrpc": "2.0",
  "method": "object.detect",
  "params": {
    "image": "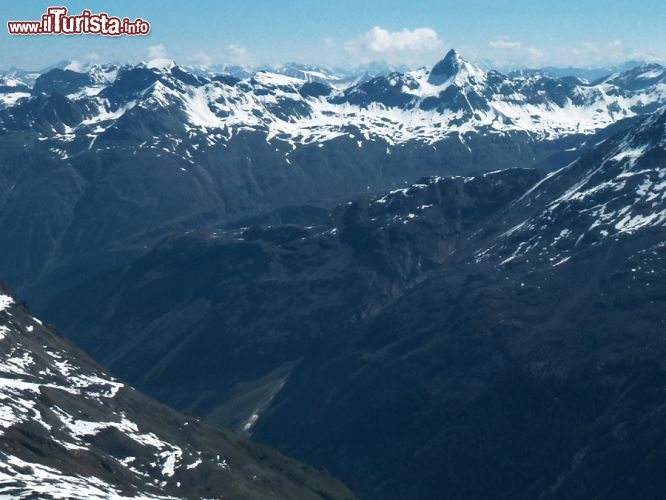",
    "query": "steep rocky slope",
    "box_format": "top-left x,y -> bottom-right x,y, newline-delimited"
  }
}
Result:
45,107 -> 666,499
0,288 -> 355,499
